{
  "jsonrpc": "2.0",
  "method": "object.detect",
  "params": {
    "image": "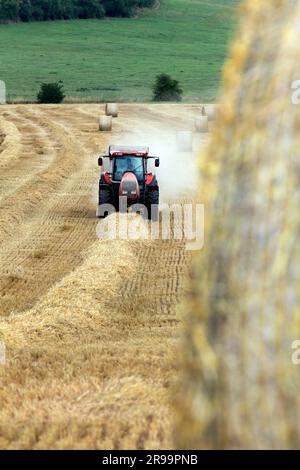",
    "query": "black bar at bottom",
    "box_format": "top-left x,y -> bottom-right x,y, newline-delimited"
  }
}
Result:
0,450 -> 298,467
